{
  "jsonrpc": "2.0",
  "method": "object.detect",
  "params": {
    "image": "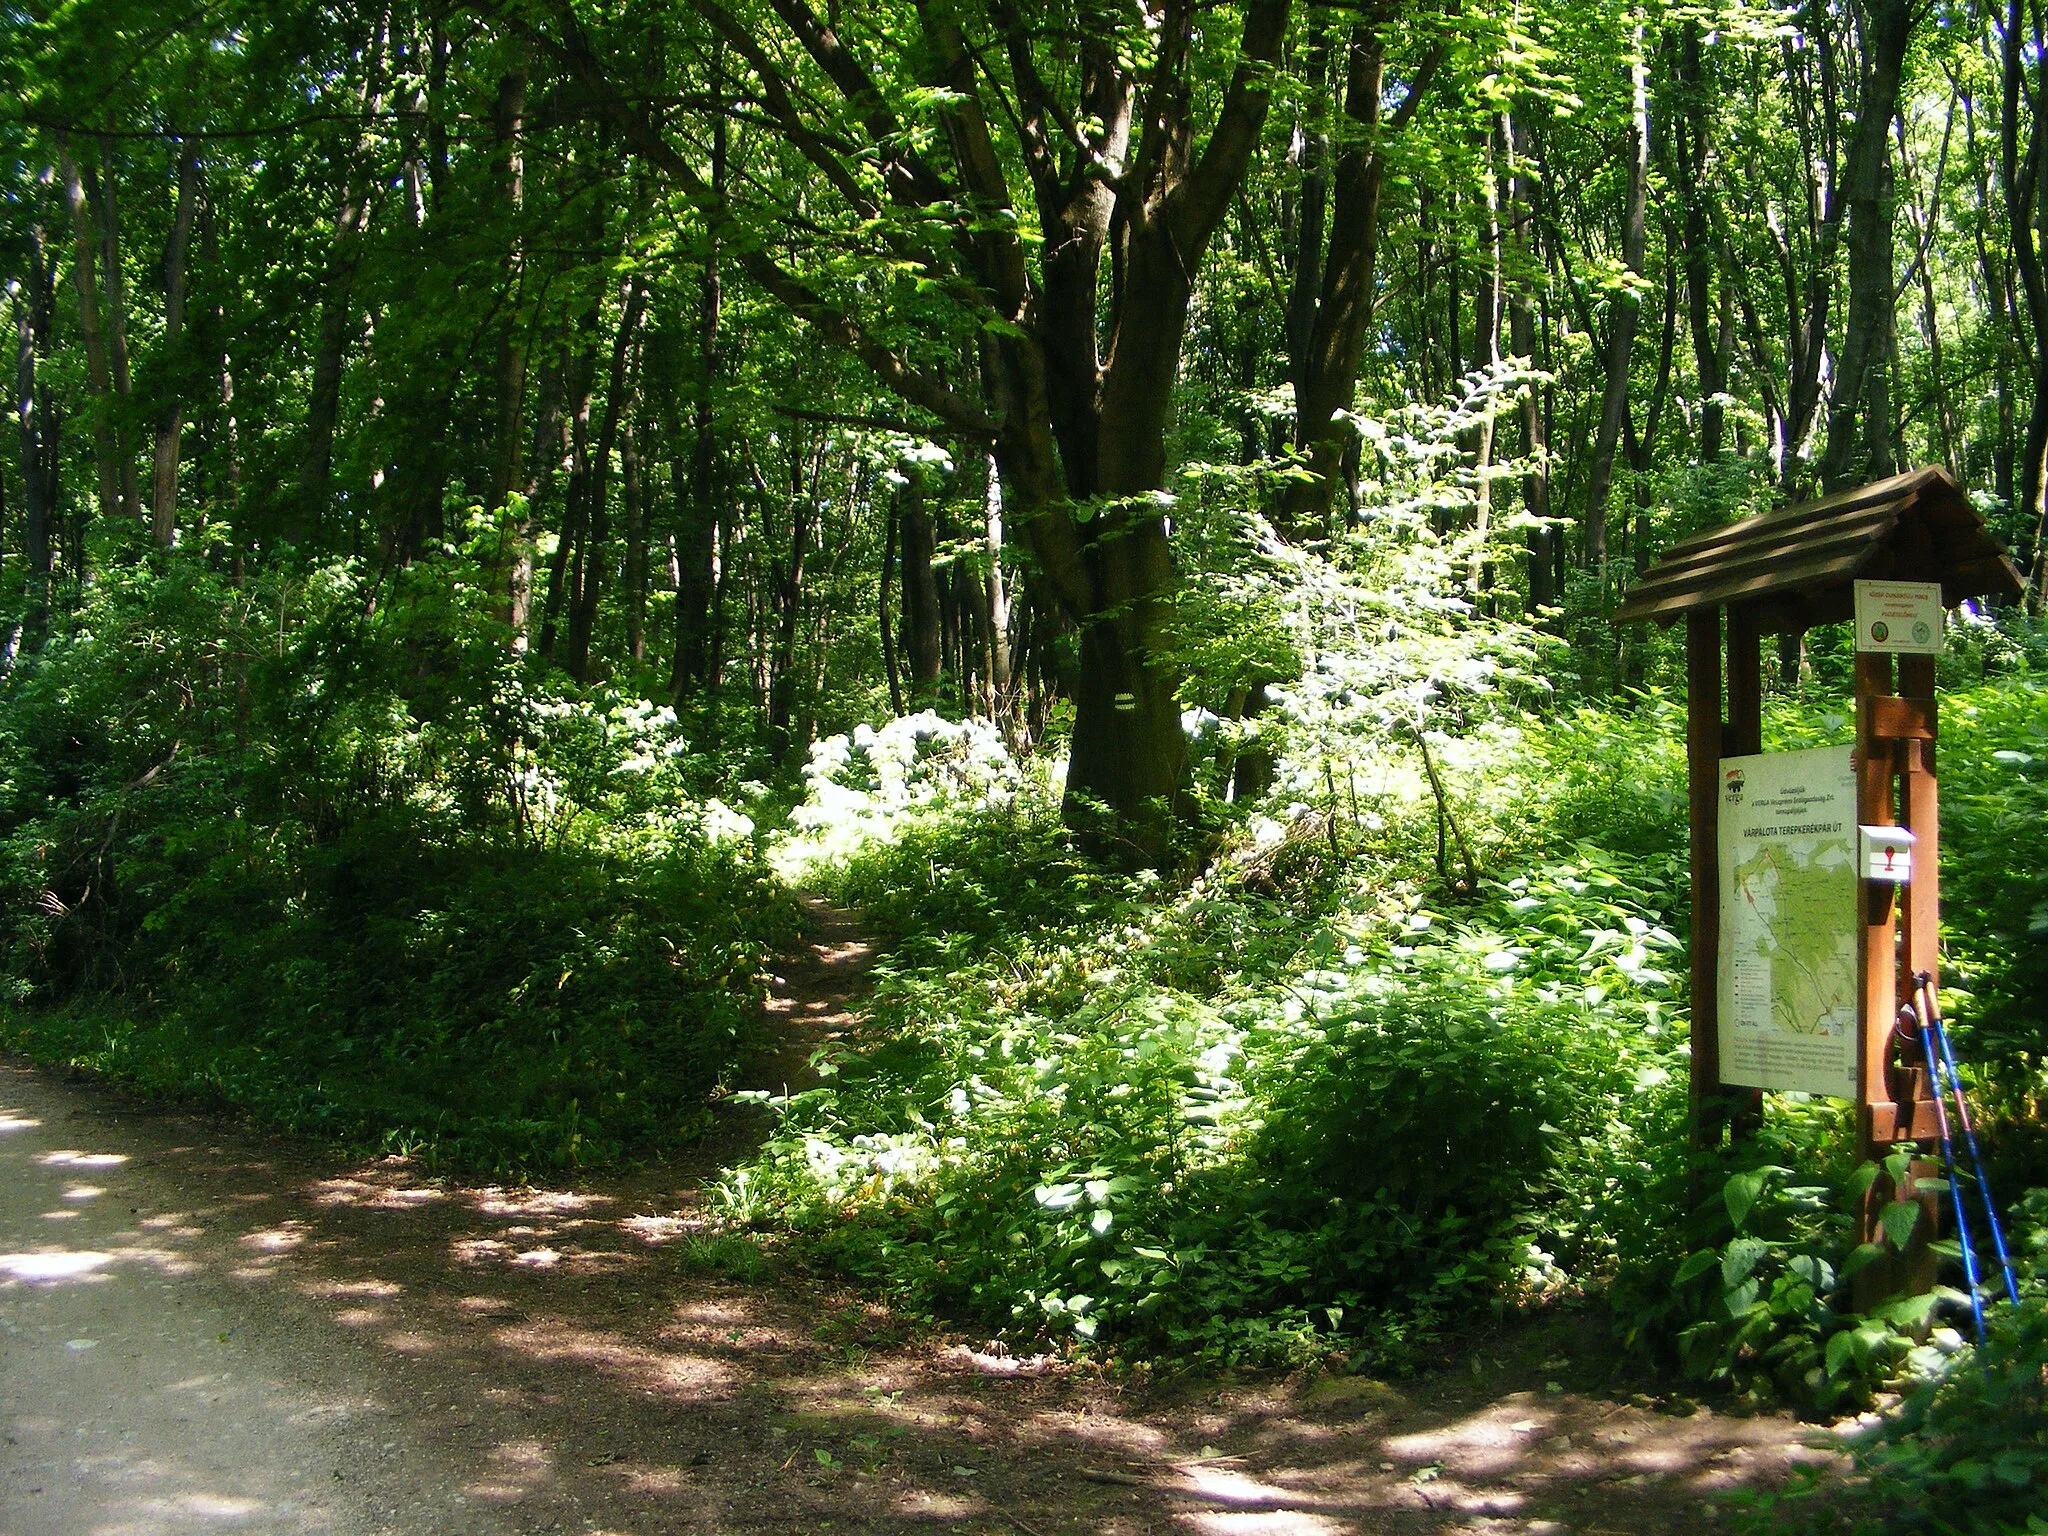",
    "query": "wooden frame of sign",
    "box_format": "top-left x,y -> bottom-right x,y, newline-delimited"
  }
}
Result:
1617,467 -> 2022,1298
